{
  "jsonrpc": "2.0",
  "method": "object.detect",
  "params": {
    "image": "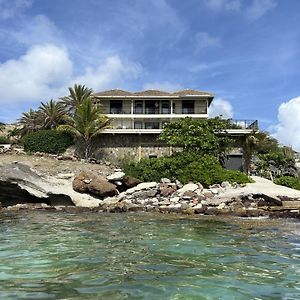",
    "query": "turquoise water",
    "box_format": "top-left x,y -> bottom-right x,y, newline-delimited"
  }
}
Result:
0,212 -> 300,299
